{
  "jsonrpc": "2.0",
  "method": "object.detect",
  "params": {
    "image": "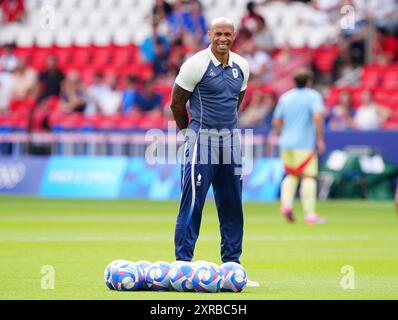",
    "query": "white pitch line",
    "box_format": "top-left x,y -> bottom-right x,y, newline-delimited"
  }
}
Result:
0,235 -> 378,242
